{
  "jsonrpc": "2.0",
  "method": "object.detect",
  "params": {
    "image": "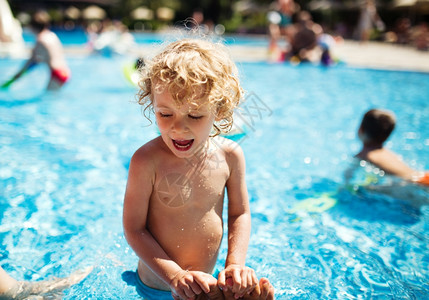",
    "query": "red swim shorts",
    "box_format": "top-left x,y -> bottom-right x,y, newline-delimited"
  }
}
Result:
51,68 -> 70,84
